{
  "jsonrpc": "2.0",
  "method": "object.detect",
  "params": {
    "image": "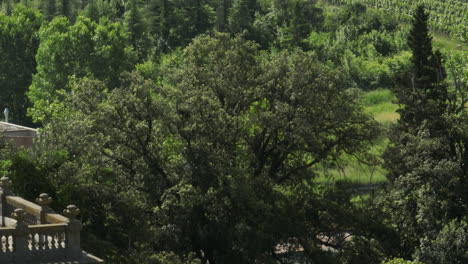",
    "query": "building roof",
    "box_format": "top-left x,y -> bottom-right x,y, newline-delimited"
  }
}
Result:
0,121 -> 38,147
0,121 -> 37,133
